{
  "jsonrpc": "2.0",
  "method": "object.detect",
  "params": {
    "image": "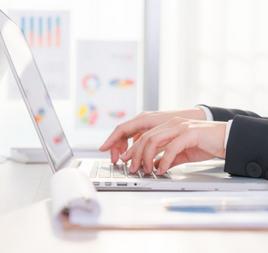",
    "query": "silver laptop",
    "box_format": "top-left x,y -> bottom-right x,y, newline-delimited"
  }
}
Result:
1,10 -> 268,191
